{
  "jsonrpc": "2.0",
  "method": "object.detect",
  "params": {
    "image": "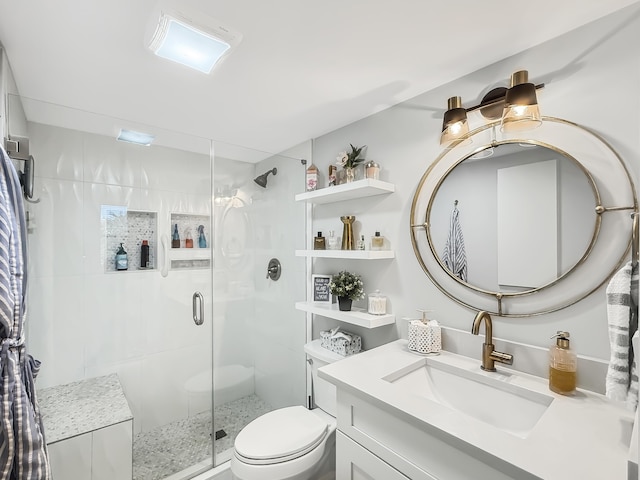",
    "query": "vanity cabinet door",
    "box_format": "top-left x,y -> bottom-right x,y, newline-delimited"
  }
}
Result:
336,431 -> 423,480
